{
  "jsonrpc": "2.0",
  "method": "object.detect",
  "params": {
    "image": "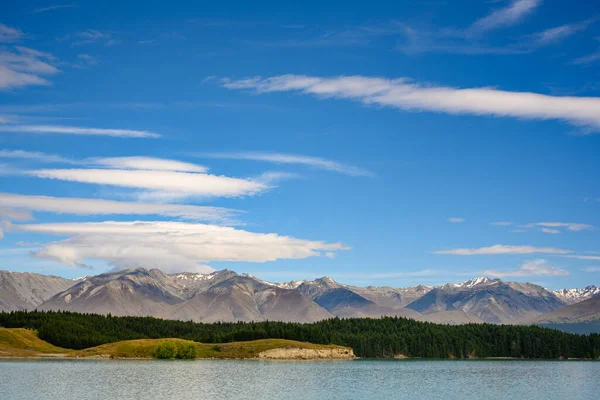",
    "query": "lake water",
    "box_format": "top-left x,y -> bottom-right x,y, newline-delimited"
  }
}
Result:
1,359 -> 599,399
